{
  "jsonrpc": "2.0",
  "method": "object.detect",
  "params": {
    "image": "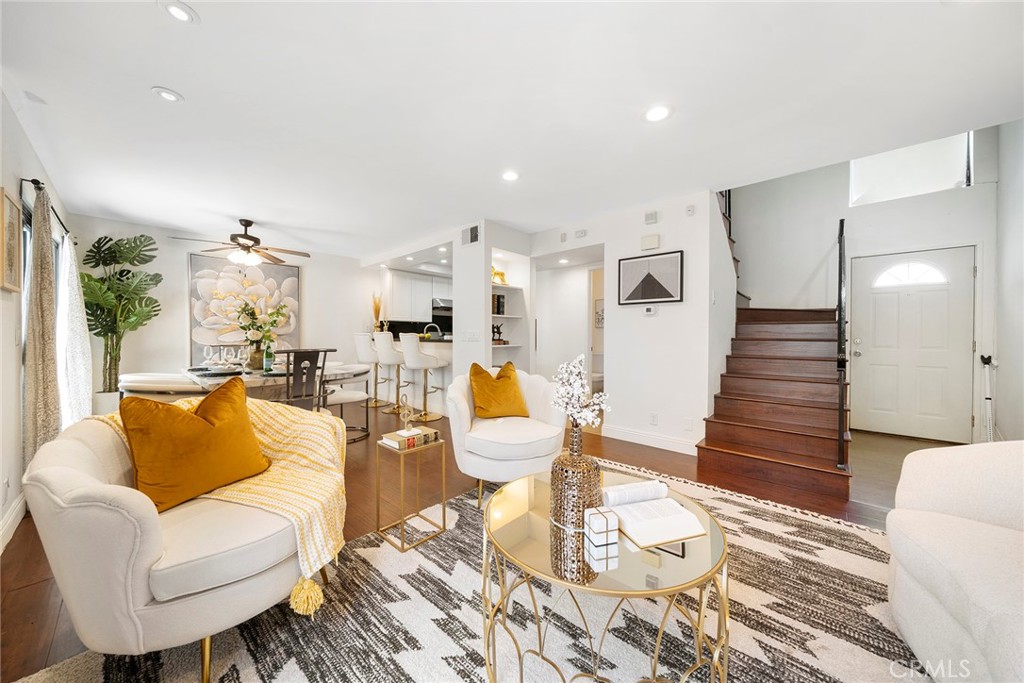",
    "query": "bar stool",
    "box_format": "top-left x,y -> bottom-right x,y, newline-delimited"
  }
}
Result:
354,333 -> 389,408
398,333 -> 449,423
373,332 -> 410,415
323,363 -> 372,443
